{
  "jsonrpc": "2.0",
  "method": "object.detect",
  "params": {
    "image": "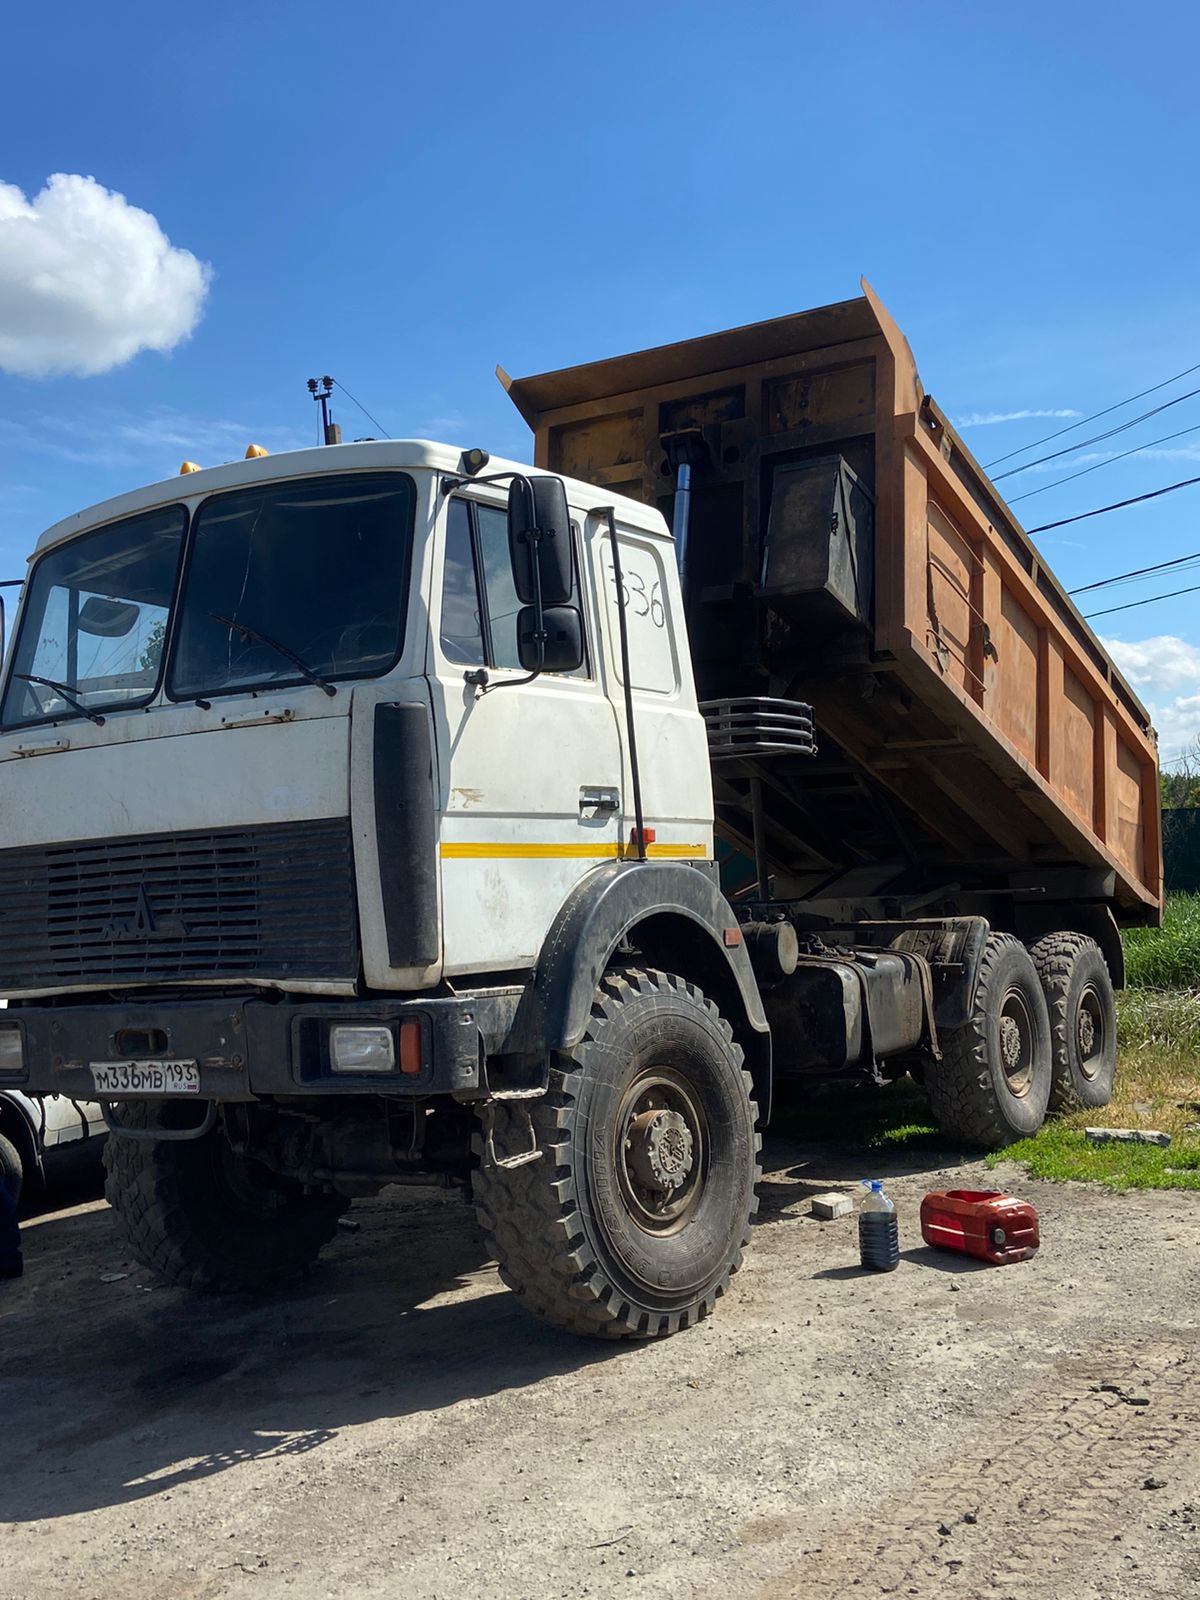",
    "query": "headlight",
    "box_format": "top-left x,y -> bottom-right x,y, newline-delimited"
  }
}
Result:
329,1025 -> 396,1075
0,1024 -> 24,1078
